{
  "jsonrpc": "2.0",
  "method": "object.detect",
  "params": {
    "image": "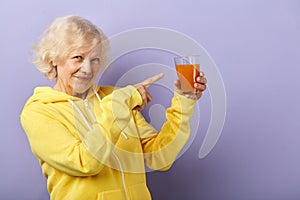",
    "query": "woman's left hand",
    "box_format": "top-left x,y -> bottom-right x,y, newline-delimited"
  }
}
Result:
174,71 -> 207,100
